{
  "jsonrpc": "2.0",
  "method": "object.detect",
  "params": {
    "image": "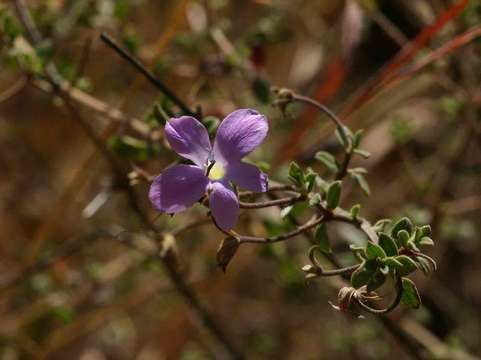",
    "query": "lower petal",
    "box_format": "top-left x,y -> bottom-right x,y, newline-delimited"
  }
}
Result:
149,164 -> 209,213
227,162 -> 268,192
209,182 -> 240,231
